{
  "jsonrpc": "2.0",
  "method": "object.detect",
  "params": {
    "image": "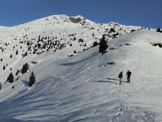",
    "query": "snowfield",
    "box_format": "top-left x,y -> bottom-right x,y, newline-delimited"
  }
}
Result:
0,15 -> 162,122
